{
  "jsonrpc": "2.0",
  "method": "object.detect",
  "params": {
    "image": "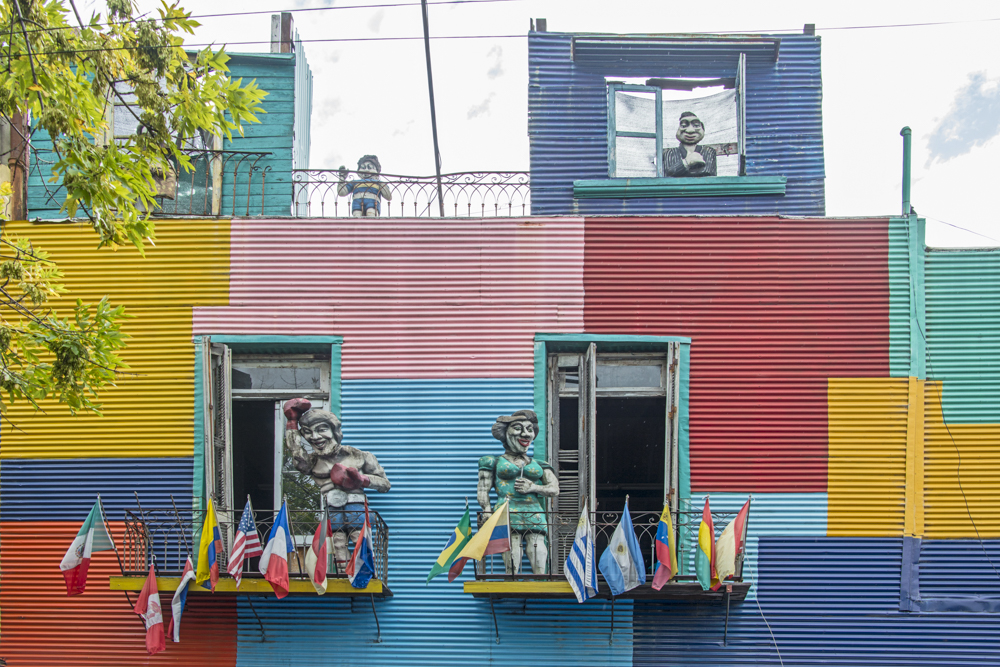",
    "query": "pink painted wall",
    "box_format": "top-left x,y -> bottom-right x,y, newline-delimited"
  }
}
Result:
193,217 -> 585,379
